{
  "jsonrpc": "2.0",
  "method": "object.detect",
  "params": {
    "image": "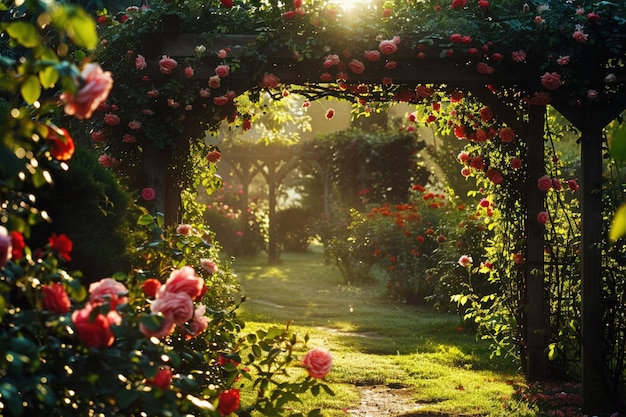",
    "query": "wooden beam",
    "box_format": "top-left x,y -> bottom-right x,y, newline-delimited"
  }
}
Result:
524,105 -> 548,381
580,115 -> 609,413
